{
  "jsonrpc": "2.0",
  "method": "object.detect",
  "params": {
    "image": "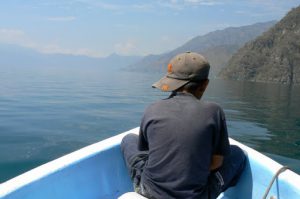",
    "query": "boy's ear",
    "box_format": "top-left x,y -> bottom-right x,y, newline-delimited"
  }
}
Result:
199,79 -> 209,92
